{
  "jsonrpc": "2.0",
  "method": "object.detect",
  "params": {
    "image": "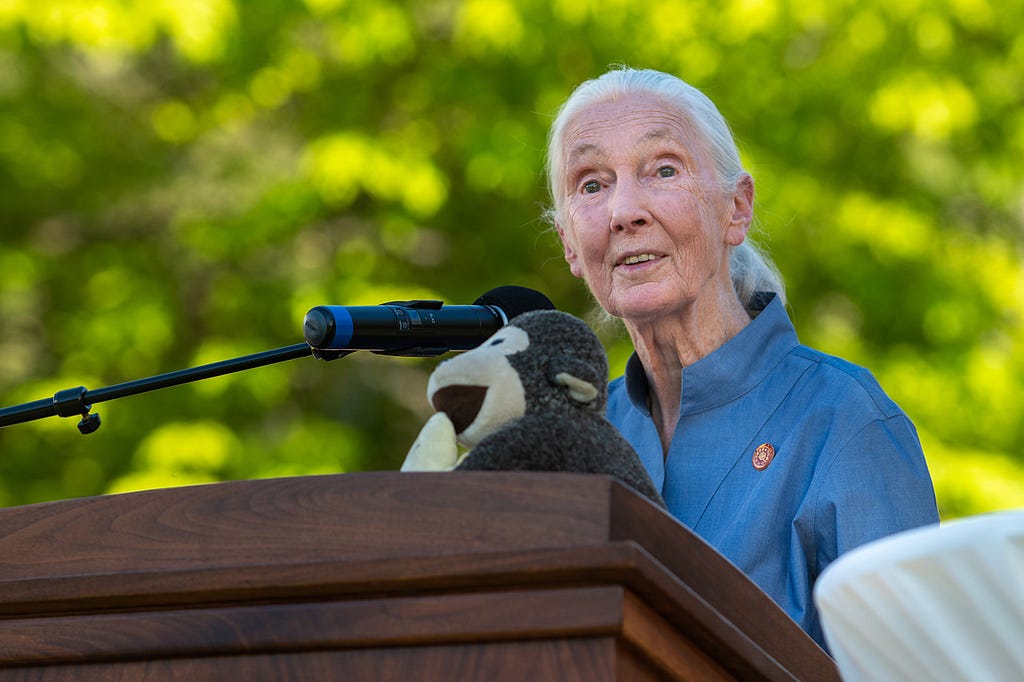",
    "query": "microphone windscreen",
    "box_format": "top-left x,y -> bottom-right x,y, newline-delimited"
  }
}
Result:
474,286 -> 555,319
